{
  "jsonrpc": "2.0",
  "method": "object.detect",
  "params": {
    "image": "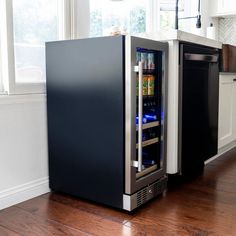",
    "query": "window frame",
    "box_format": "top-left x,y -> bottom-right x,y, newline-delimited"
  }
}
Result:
0,0 -> 71,94
146,0 -> 160,33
